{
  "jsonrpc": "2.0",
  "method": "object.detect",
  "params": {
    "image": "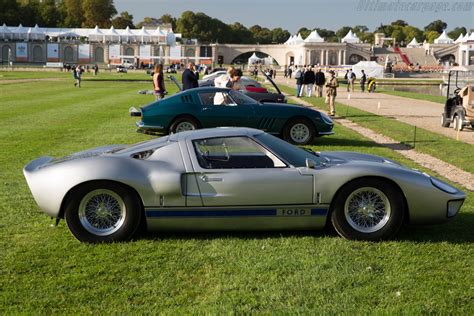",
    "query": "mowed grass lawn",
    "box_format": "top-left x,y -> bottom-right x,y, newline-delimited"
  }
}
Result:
1,71 -> 473,314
